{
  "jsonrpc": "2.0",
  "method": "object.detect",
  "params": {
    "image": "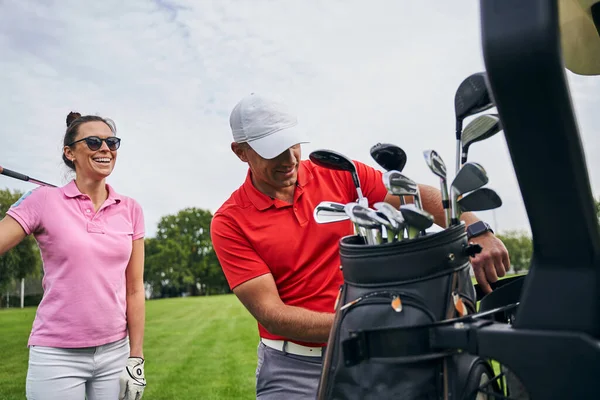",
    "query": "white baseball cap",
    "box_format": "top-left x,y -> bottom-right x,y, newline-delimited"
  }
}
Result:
229,93 -> 310,159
